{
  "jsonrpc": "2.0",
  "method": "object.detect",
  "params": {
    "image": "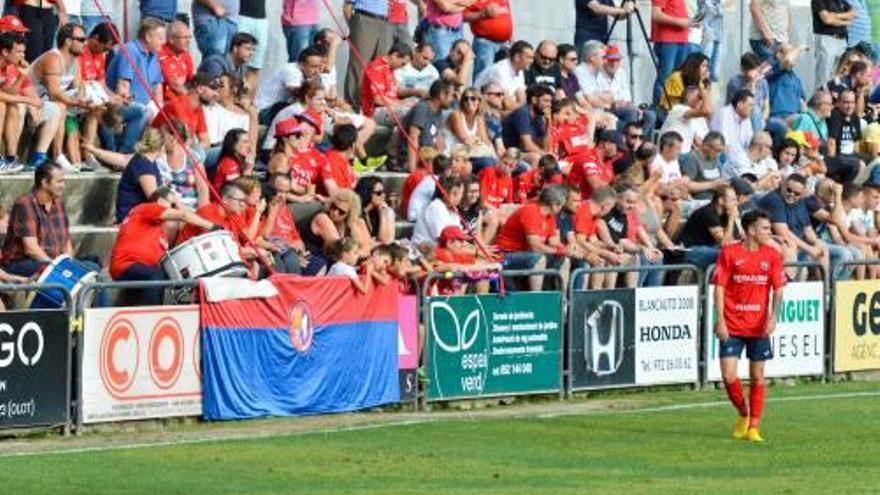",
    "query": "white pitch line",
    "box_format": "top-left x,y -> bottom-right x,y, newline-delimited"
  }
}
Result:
3,390 -> 880,459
